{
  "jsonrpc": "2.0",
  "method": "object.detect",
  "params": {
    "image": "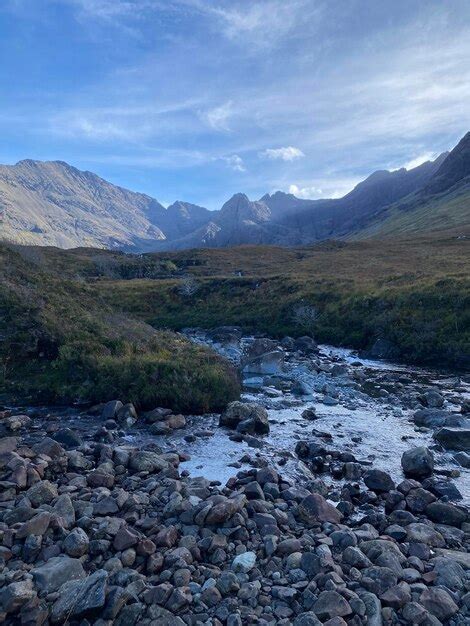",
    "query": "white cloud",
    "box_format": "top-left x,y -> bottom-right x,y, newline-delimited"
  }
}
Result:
288,184 -> 322,199
401,152 -> 439,170
221,154 -> 245,172
261,146 -> 305,161
200,101 -> 233,131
